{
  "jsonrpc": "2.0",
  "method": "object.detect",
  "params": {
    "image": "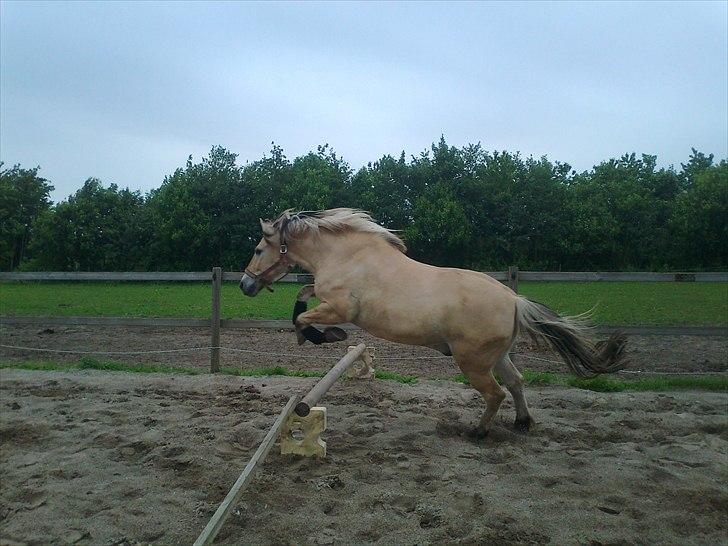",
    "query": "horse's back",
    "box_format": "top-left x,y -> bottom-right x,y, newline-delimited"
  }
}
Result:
345,258 -> 517,348
435,267 -> 517,342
